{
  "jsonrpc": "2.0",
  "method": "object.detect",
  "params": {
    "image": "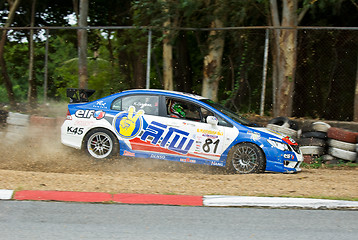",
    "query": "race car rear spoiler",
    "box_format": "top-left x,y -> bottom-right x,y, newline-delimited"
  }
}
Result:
67,88 -> 95,103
